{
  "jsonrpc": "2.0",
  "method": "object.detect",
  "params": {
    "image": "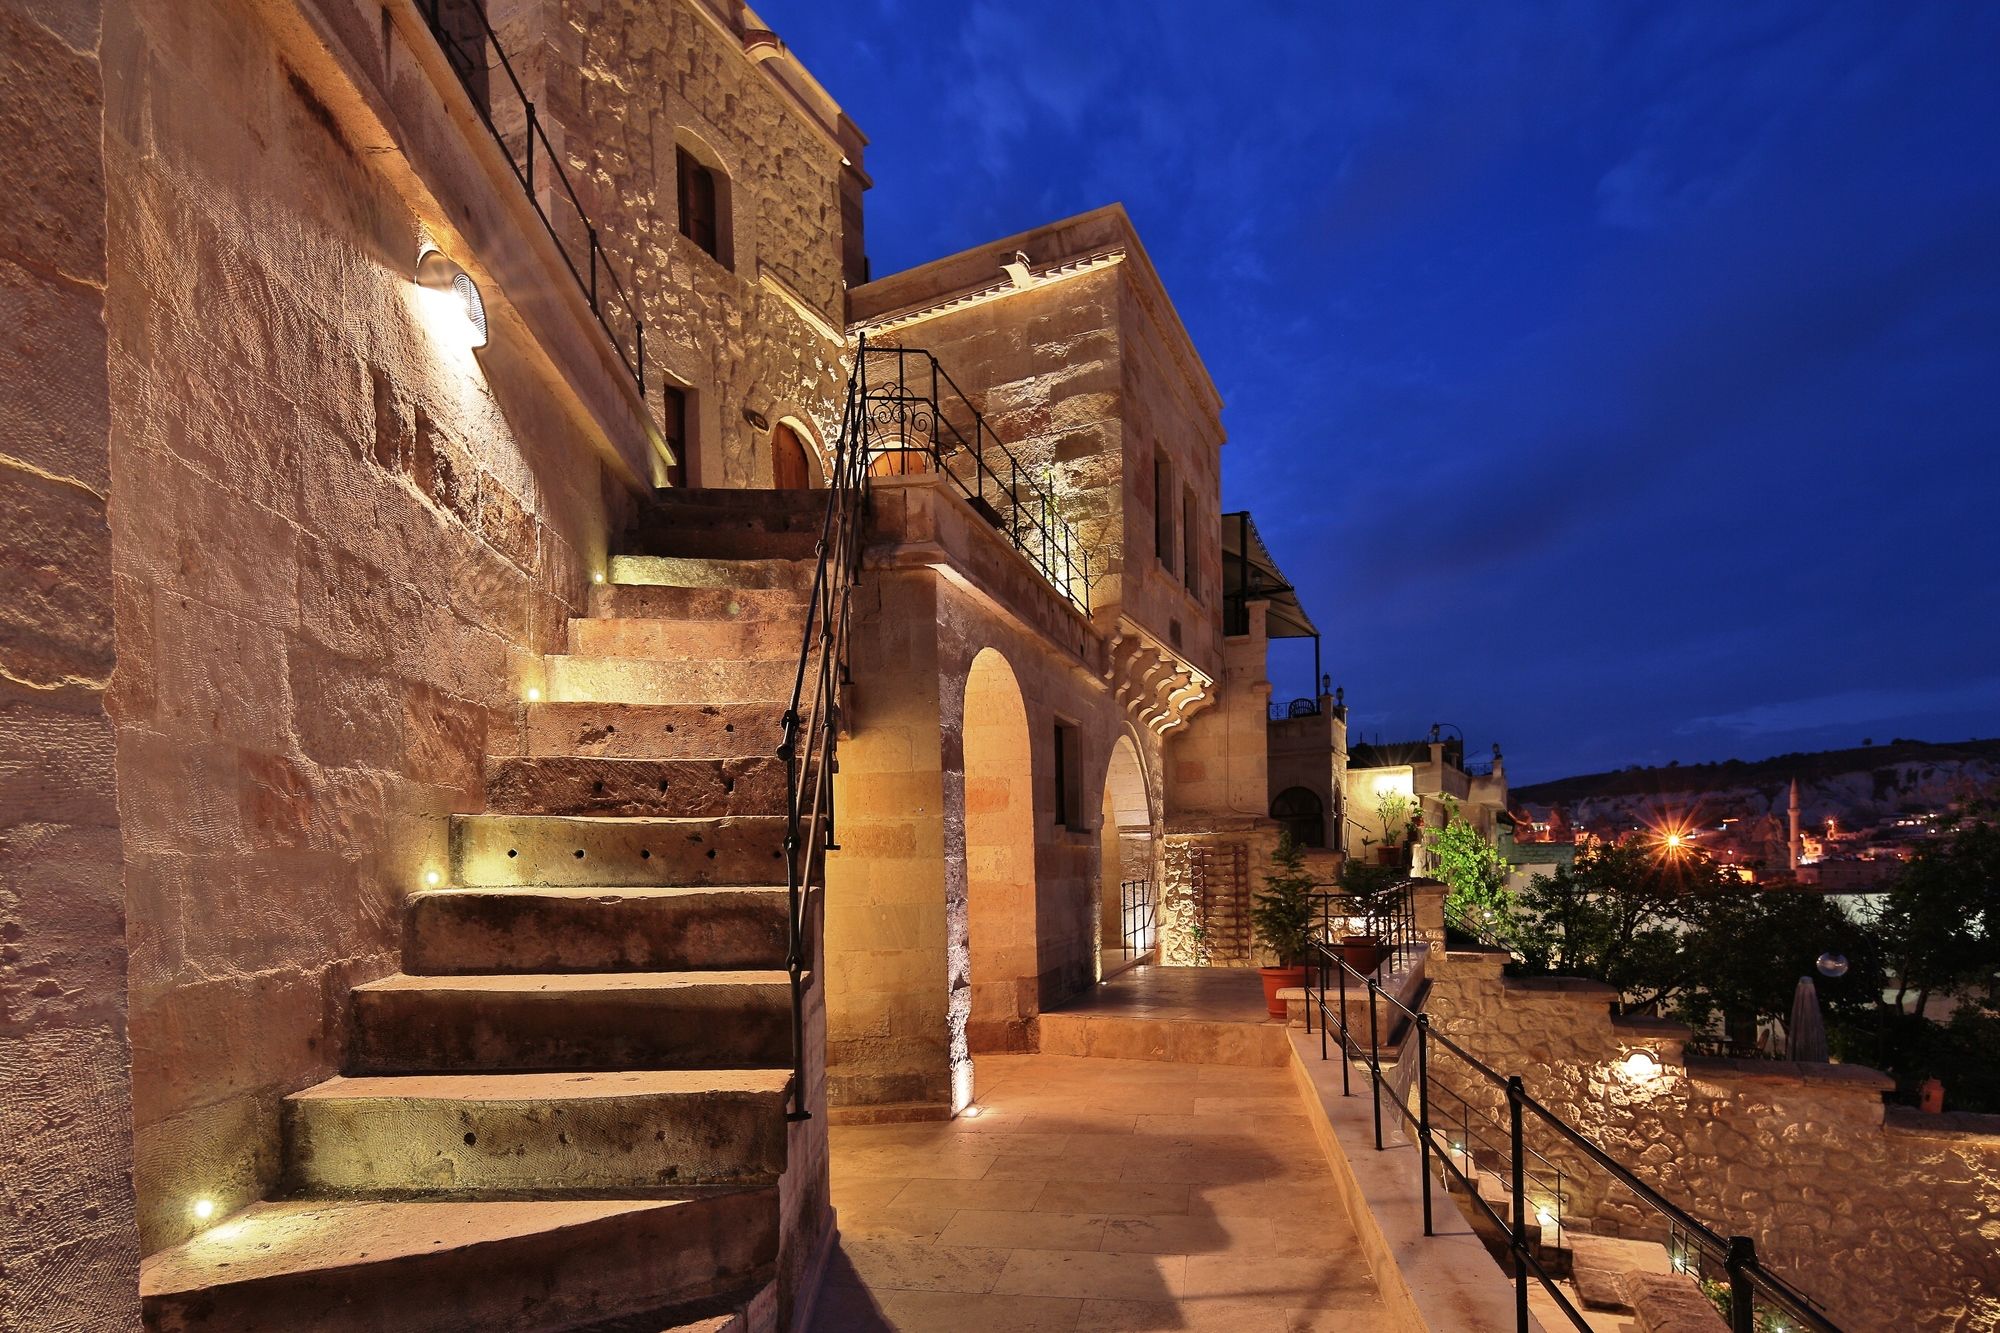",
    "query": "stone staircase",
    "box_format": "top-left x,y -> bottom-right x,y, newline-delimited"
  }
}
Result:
141,490 -> 828,1333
